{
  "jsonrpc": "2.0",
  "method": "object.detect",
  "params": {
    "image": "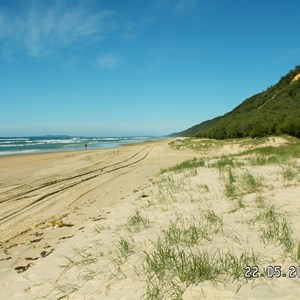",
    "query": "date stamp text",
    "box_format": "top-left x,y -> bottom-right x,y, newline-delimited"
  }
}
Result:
244,266 -> 300,278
